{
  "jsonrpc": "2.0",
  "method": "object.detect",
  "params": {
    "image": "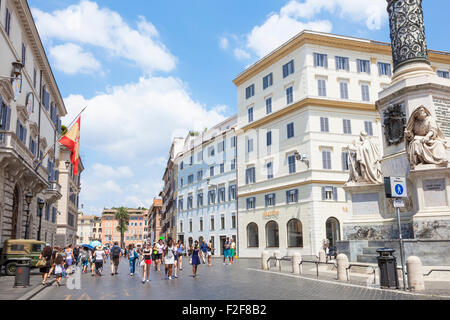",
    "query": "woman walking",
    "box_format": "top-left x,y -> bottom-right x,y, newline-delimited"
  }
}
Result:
80,247 -> 90,273
177,240 -> 184,271
191,240 -> 201,278
128,244 -> 138,277
93,245 -> 105,276
207,240 -> 213,266
38,246 -> 53,286
64,245 -> 74,274
164,239 -> 176,280
54,254 -> 64,287
141,243 -> 152,283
